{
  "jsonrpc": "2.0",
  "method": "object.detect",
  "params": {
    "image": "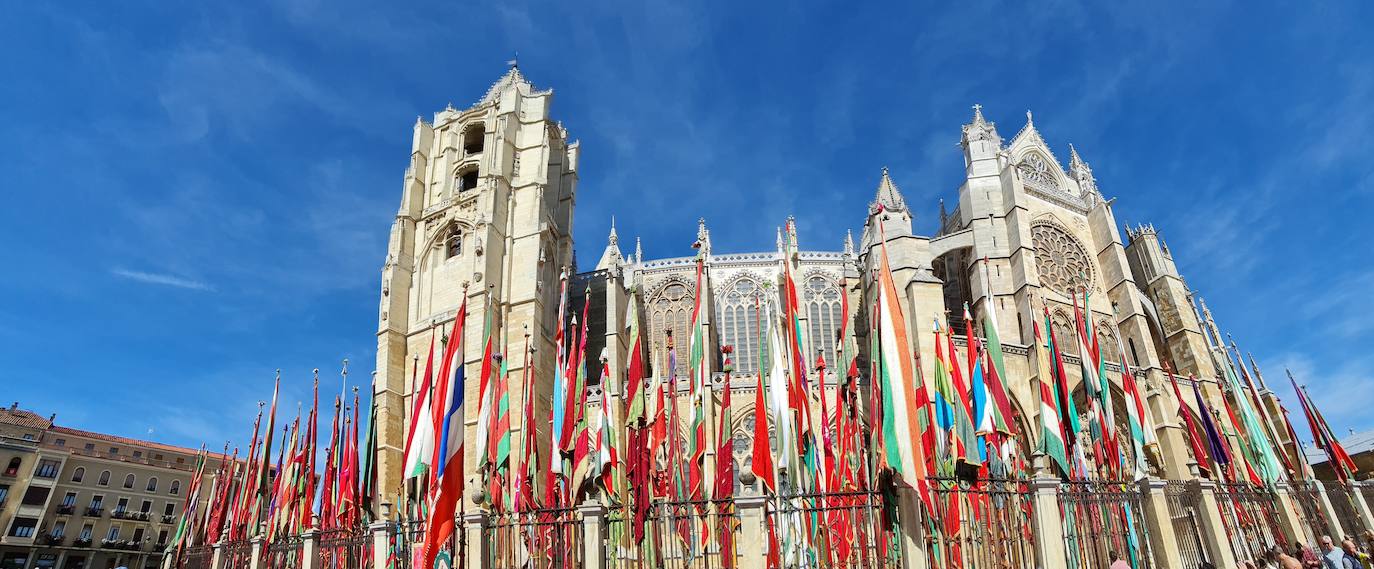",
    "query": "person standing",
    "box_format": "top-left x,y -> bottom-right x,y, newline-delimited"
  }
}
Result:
1321,536 -> 1357,569
1108,551 -> 1131,569
1341,538 -> 1372,569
